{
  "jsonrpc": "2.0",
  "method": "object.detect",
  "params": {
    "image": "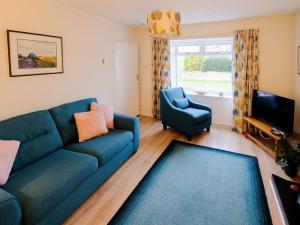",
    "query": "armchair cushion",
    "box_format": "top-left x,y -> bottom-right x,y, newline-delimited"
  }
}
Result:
188,99 -> 212,112
173,98 -> 189,109
164,87 -> 185,104
183,108 -> 211,124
